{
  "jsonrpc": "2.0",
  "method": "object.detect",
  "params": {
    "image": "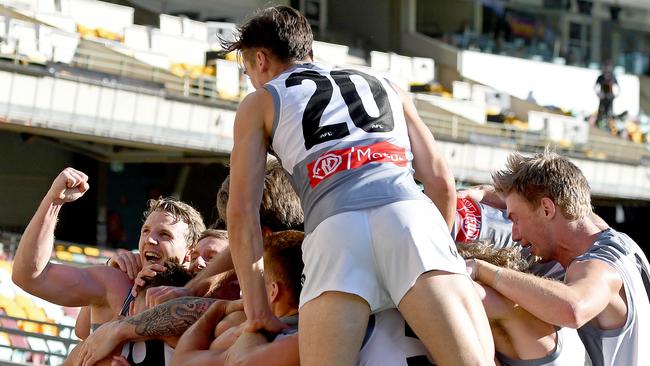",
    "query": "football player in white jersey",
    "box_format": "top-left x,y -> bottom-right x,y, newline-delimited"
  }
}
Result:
471,149 -> 650,366
221,5 -> 493,366
463,243 -> 591,366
